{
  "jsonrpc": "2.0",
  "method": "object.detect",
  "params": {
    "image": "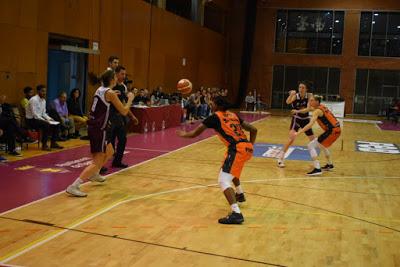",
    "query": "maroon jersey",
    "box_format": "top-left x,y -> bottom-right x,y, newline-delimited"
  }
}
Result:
87,86 -> 111,130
